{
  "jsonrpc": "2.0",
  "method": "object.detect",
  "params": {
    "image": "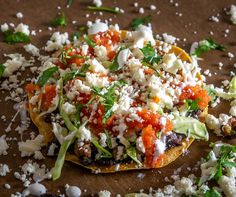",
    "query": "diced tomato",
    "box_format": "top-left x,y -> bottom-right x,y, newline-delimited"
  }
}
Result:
66,57 -> 85,66
107,51 -> 116,60
25,83 -> 40,94
41,85 -> 57,111
138,109 -> 161,130
153,96 -> 160,103
163,119 -> 173,133
75,93 -> 91,104
142,124 -> 156,167
179,85 -> 211,110
144,68 -> 154,75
